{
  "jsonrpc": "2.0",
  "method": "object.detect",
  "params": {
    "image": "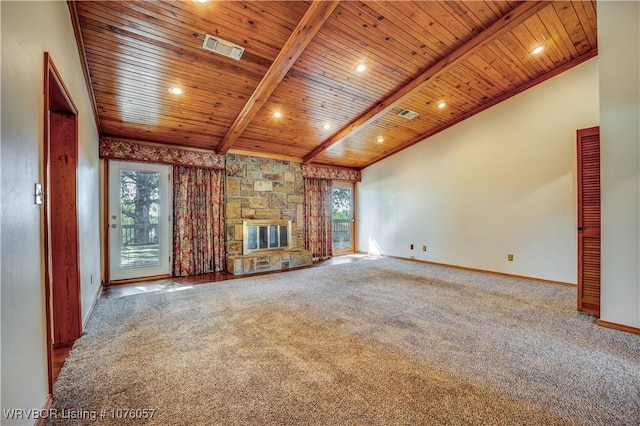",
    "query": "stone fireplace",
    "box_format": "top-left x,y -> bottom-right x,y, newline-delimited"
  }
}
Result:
225,154 -> 312,275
